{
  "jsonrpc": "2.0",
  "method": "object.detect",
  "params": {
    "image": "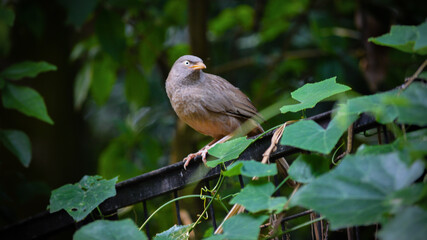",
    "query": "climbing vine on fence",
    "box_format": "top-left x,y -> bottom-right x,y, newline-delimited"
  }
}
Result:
48,22 -> 427,240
